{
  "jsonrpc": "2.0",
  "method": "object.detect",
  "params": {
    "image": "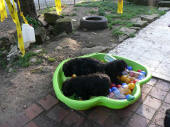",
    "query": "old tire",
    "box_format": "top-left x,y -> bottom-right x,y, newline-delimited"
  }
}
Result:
80,16 -> 108,30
